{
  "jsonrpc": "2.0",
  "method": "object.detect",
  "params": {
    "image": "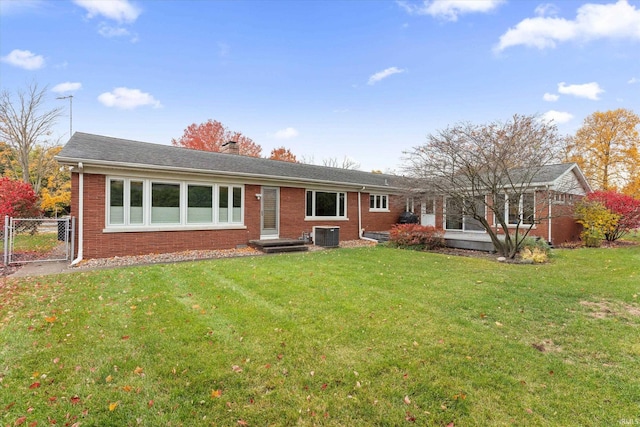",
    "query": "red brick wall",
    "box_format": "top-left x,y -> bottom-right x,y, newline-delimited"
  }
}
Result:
71,174 -> 403,259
